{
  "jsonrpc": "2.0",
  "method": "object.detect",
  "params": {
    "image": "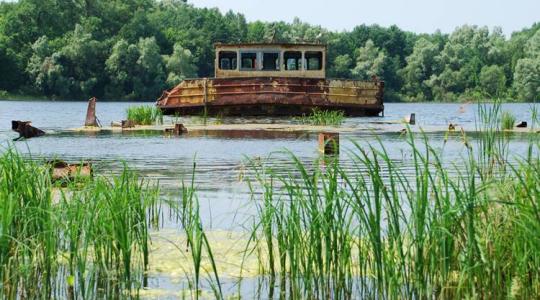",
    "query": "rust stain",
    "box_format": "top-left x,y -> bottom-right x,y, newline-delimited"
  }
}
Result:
157,77 -> 384,117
